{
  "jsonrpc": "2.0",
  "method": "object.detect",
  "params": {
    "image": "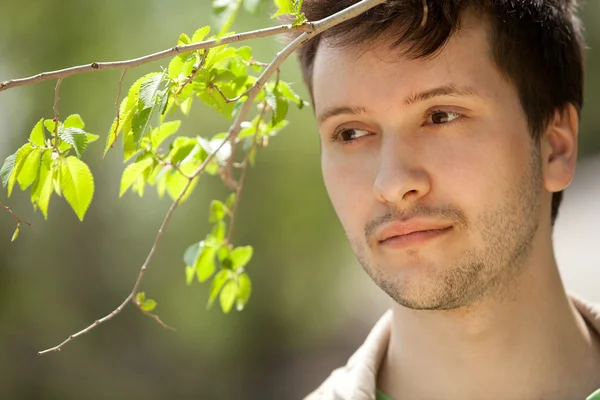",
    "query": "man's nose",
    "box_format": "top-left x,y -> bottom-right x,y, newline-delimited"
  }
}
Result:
372,137 -> 431,206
